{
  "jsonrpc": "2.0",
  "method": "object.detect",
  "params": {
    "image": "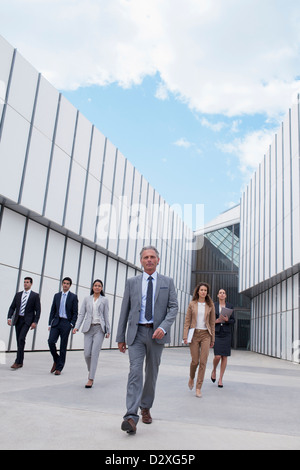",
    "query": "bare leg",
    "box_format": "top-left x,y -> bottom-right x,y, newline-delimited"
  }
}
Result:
218,356 -> 228,386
